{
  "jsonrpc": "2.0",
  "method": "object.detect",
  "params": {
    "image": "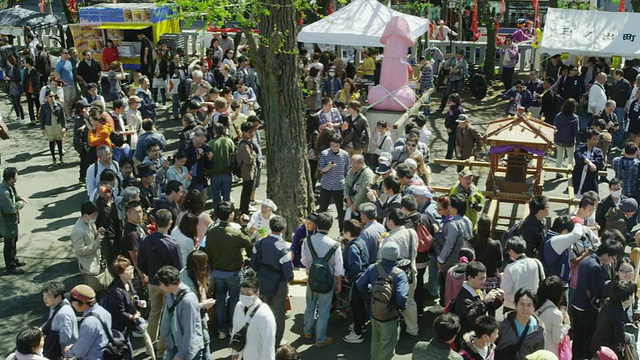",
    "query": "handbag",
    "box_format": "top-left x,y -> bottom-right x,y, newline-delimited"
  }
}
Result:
557,334 -> 572,360
42,302 -> 66,359
229,303 -> 262,352
494,319 -> 531,360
